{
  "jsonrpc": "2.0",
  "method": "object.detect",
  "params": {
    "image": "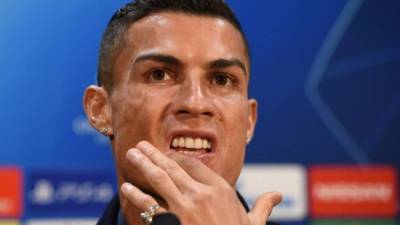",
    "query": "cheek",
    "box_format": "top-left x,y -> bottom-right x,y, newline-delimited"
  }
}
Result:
111,86 -> 152,149
216,97 -> 248,182
112,87 -> 146,132
222,96 -> 249,135
111,84 -> 174,147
